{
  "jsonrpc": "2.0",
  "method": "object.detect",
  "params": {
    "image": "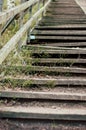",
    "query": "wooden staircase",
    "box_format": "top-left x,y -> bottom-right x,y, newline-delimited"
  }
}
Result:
0,0 -> 86,128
